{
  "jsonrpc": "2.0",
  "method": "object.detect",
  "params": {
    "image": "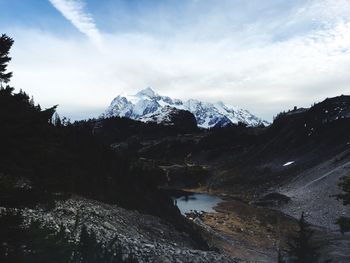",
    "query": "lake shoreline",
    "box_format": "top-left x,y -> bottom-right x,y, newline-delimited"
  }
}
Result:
162,187 -> 300,261
163,188 -> 224,215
